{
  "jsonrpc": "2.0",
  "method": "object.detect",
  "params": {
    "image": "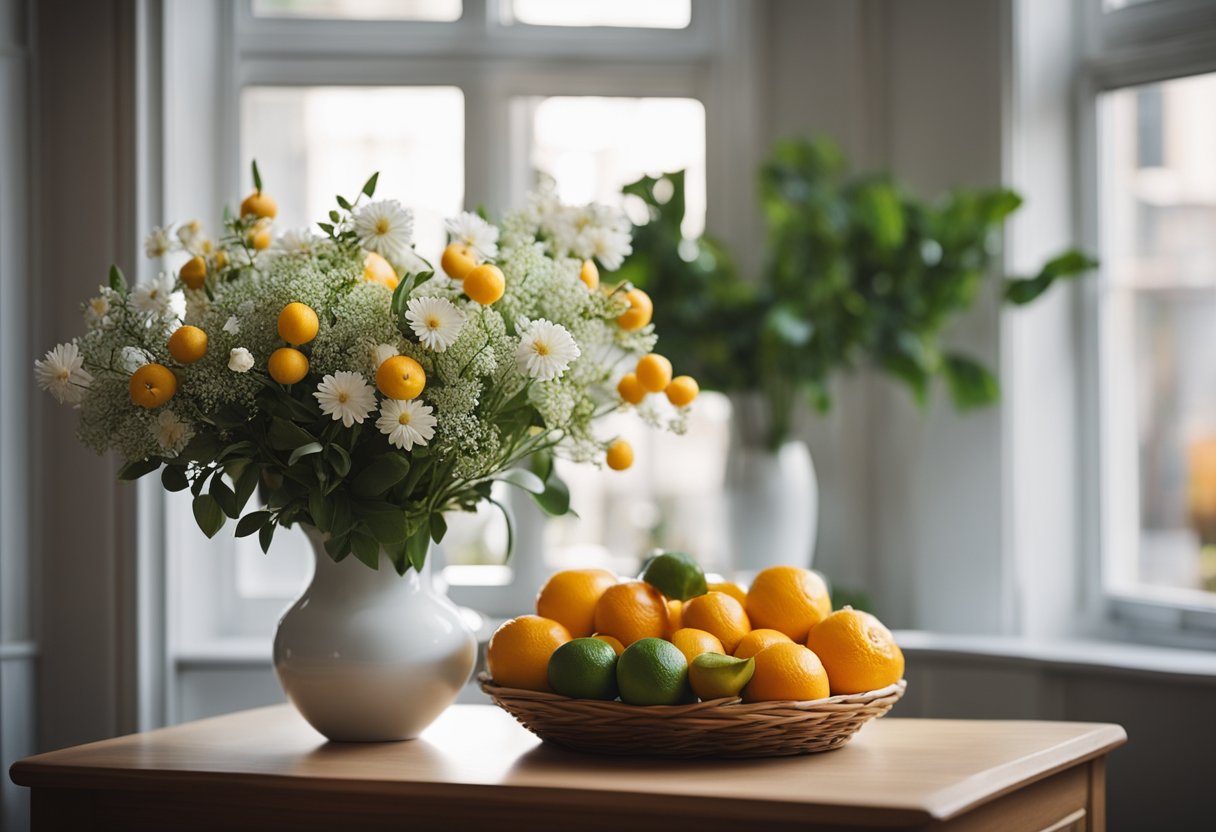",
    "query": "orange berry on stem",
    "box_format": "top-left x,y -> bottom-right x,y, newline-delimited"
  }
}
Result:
240,191 -> 278,219
617,372 -> 646,405
605,439 -> 633,471
277,302 -> 319,346
179,256 -> 207,290
128,364 -> 177,409
167,326 -> 208,364
464,263 -> 505,305
441,242 -> 478,280
376,354 -> 426,400
616,288 -> 653,331
268,347 -> 309,385
635,353 -> 672,393
666,375 -> 699,407
579,259 -> 600,290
